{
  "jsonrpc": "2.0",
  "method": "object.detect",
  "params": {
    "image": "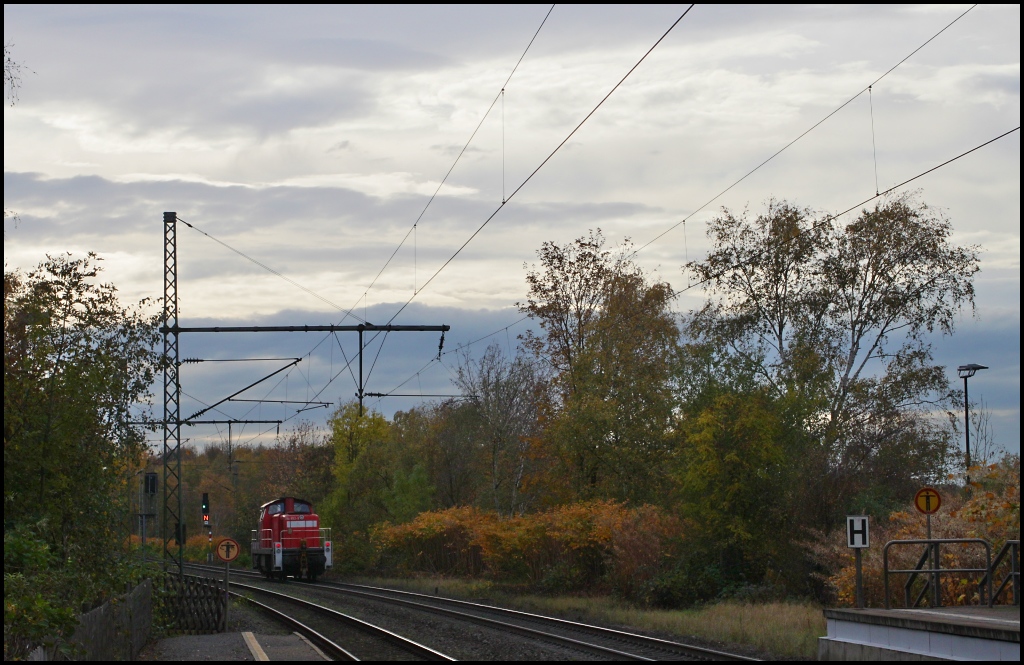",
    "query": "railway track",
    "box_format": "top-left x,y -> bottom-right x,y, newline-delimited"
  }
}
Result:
229,581 -> 454,661
185,562 -> 758,661
327,581 -> 758,661
228,591 -> 358,661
